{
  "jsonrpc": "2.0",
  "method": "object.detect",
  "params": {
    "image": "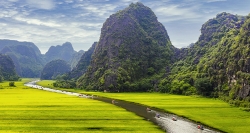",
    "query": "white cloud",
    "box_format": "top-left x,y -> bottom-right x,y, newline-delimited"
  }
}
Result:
8,0 -> 19,2
120,0 -> 139,2
83,4 -> 118,18
25,0 -> 55,10
153,4 -> 202,22
206,0 -> 227,3
14,16 -> 61,27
